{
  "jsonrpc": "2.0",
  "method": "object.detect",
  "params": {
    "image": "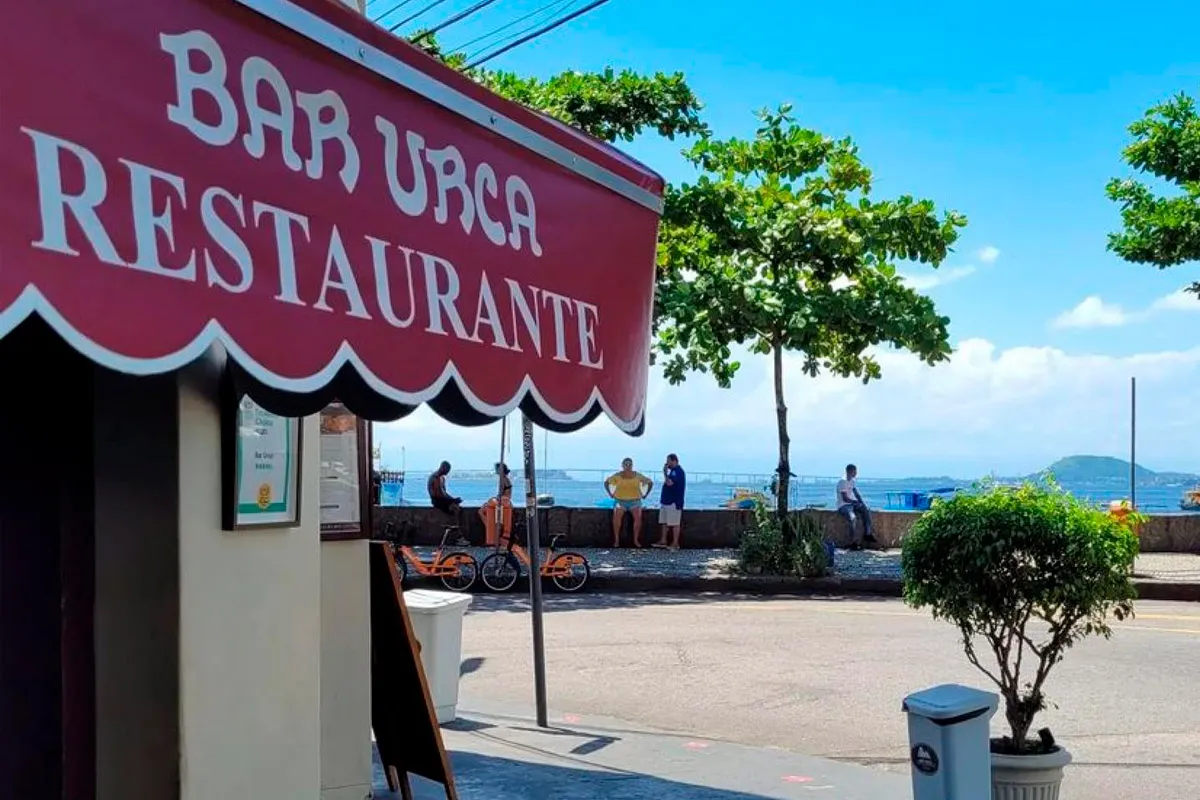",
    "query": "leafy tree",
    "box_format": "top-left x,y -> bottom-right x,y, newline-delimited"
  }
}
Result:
656,106 -> 966,517
410,35 -> 708,143
1107,92 -> 1200,298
